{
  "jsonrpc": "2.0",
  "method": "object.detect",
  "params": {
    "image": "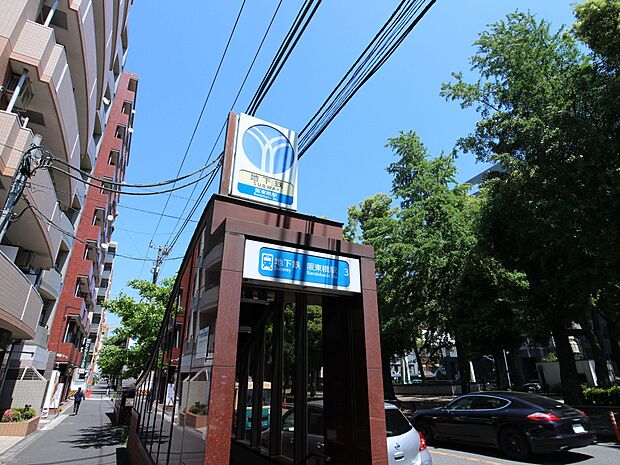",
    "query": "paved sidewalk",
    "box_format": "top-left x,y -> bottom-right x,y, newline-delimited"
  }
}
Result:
0,397 -> 128,465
